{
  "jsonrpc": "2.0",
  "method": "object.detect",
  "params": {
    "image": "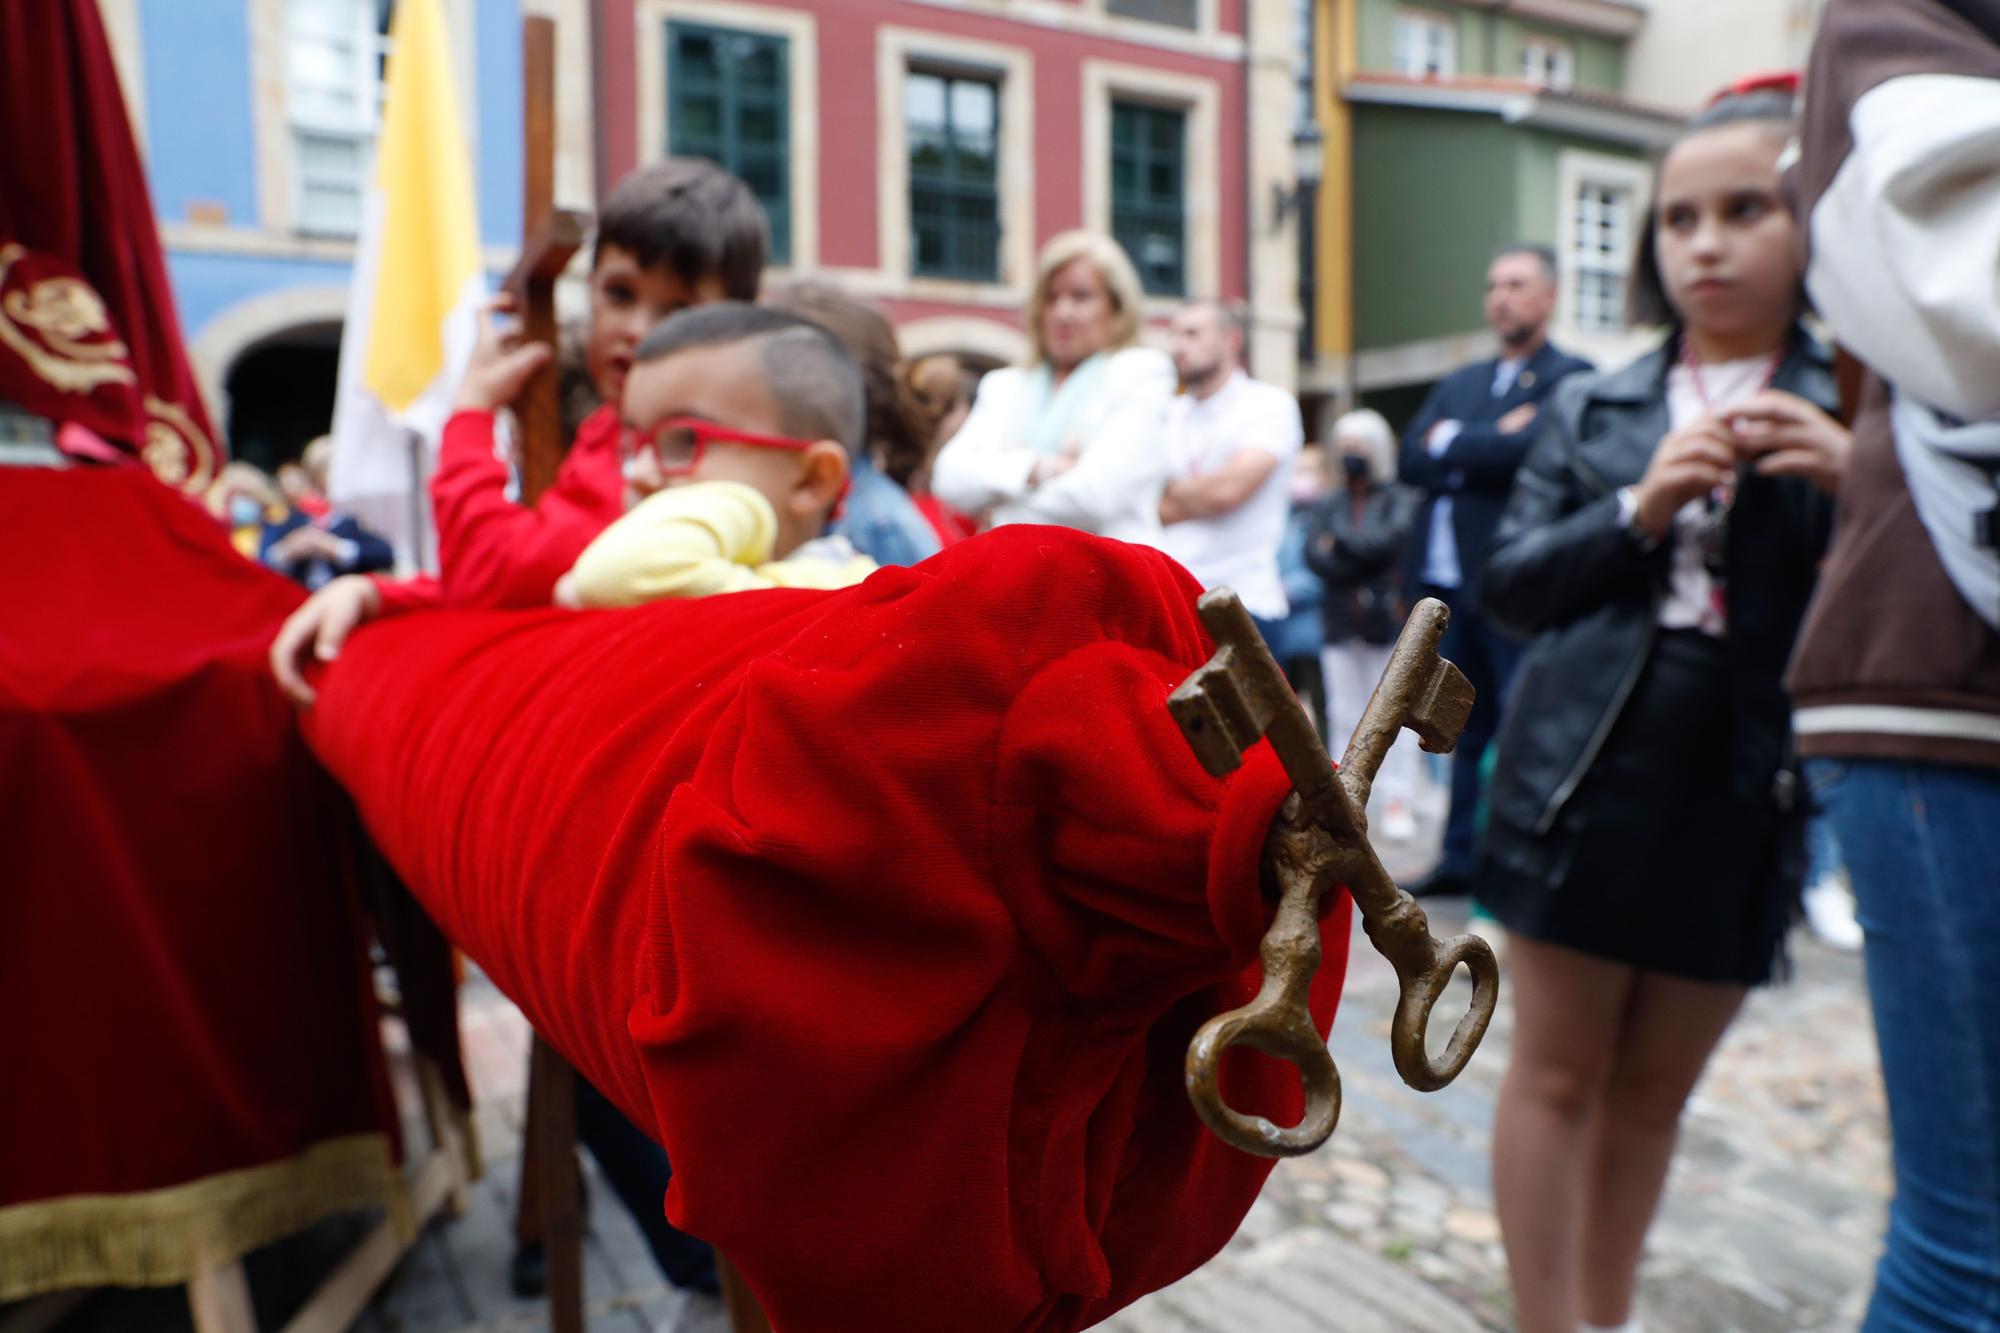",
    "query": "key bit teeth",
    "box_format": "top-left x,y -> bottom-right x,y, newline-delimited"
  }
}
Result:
1170,691 -> 1246,775
1407,659 -> 1475,754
